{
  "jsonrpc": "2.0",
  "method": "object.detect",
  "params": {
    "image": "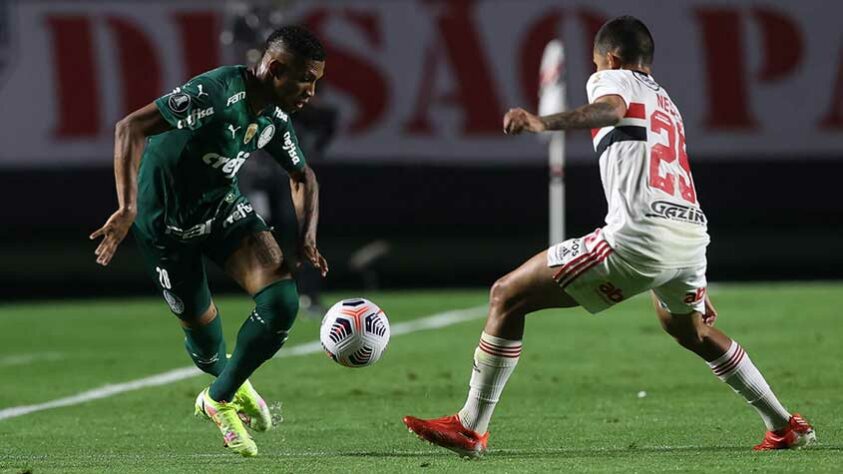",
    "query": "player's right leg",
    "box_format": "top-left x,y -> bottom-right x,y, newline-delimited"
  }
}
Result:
203,231 -> 297,431
132,228 -> 257,456
182,303 -> 227,376
652,282 -> 816,450
132,228 -> 227,375
404,249 -> 580,458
